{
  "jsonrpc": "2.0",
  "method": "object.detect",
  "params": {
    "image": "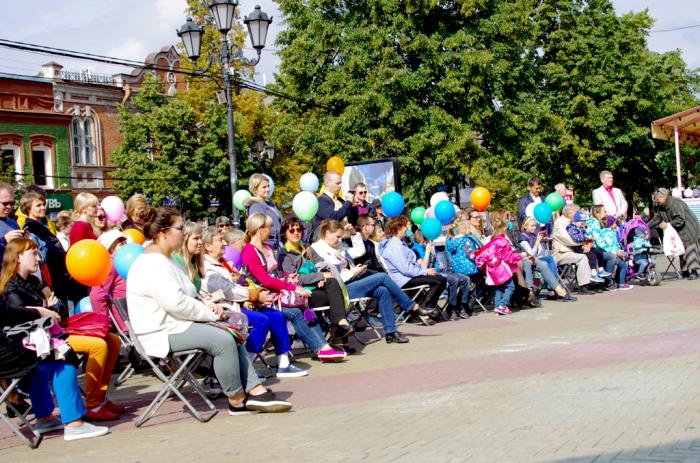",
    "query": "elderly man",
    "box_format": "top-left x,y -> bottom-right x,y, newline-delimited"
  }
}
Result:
592,170 -> 628,221
648,188 -> 700,280
0,182 -> 22,256
551,204 -> 594,294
